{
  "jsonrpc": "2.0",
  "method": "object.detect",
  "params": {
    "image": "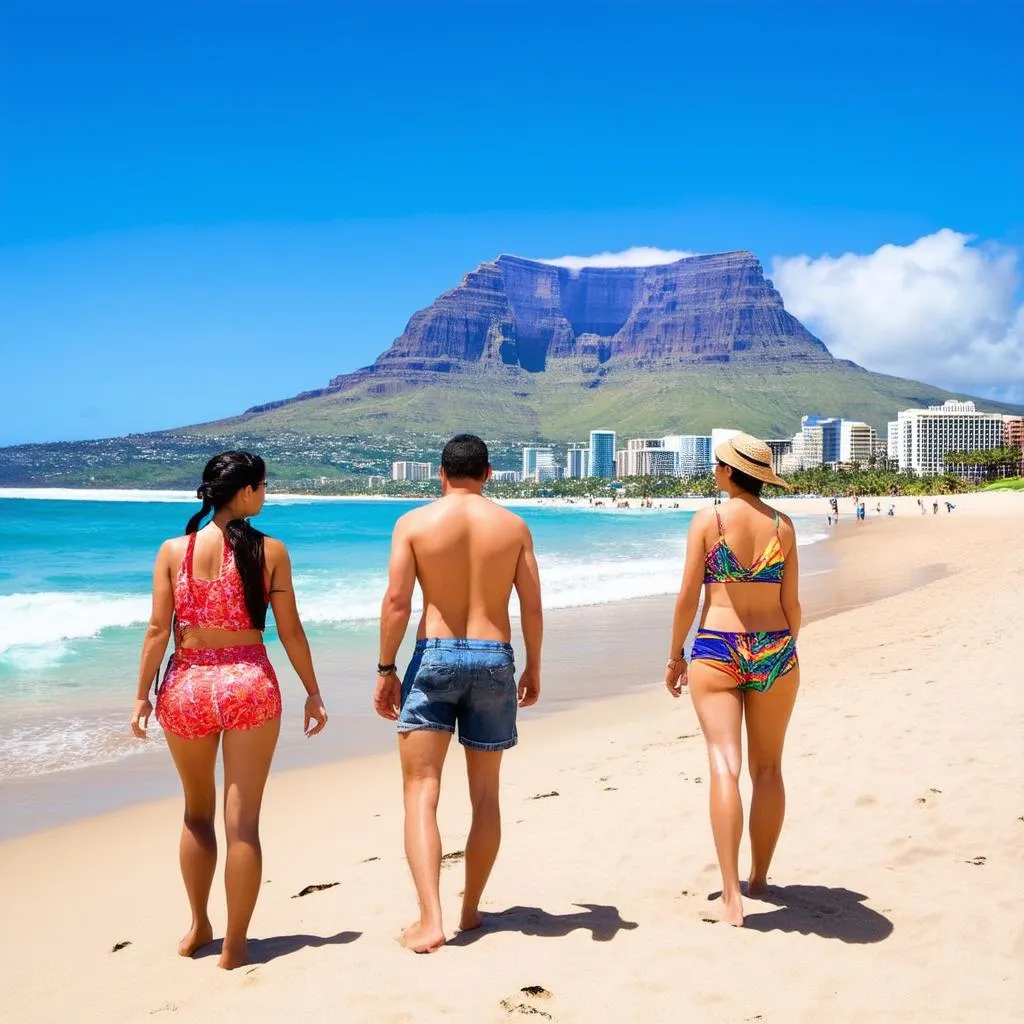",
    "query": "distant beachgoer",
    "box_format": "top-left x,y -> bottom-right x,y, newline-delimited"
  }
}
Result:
131,451 -> 328,969
374,434 -> 542,952
933,500 -> 939,515
888,504 -> 895,517
827,514 -> 833,527
946,501 -> 956,513
875,502 -> 882,514
665,433 -> 801,927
